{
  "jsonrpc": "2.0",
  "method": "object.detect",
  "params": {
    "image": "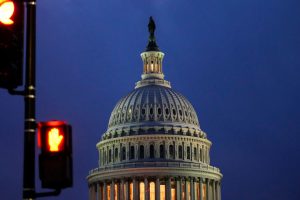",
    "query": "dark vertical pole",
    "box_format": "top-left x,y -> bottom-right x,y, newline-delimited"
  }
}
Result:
23,0 -> 36,199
